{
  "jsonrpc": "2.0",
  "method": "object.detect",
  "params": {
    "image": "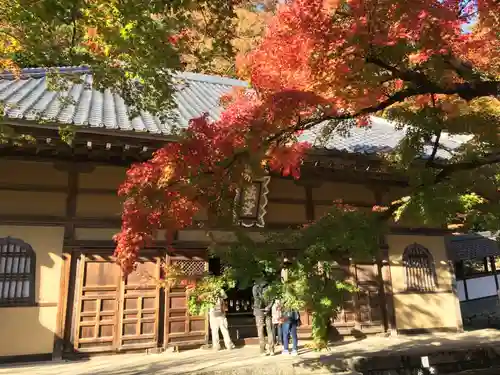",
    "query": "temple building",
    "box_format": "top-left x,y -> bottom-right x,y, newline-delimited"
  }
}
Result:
0,67 -> 496,362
